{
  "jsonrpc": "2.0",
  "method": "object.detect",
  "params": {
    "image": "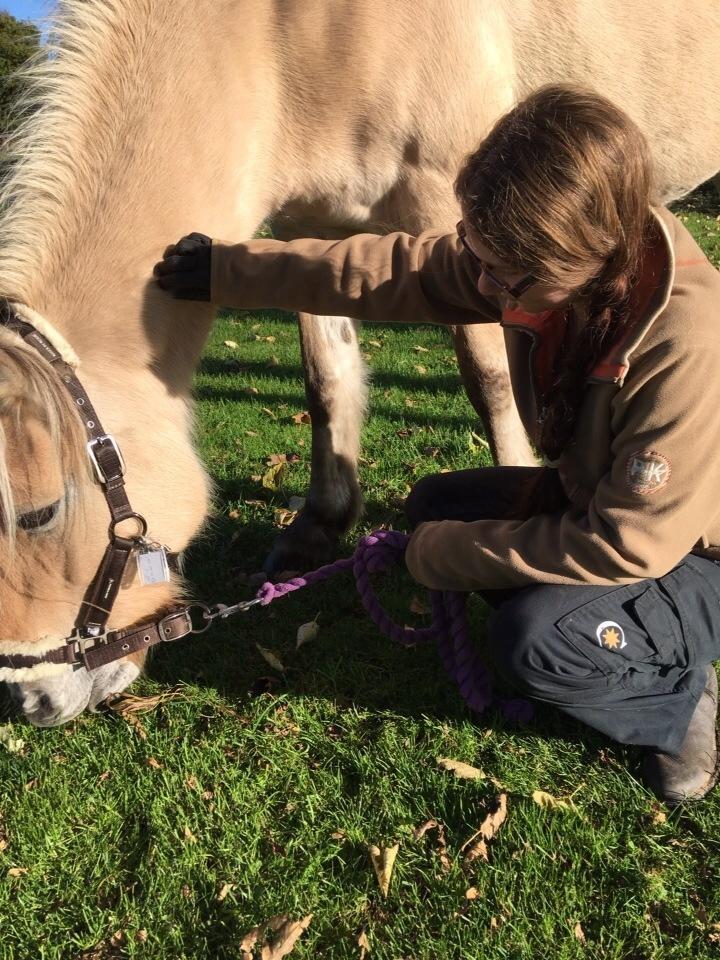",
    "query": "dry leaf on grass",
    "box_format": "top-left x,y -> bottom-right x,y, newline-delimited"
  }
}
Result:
145,757 -> 163,770
249,914 -> 313,960
261,462 -> 287,491
532,790 -> 573,811
7,867 -> 27,877
413,345 -> 429,353
462,793 -> 508,863
245,386 -> 260,396
368,843 -> 399,897
436,757 -> 485,780
413,819 -> 451,873
274,508 -> 297,528
223,339 -> 239,349
574,921 -> 587,944
409,595 -> 430,616
182,826 -> 197,844
241,925 -> 262,959
0,725 -> 25,754
217,883 -> 235,902
296,615 -> 320,649
105,688 -> 183,717
256,645 -> 286,673
358,929 -> 371,958
292,411 -> 311,425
